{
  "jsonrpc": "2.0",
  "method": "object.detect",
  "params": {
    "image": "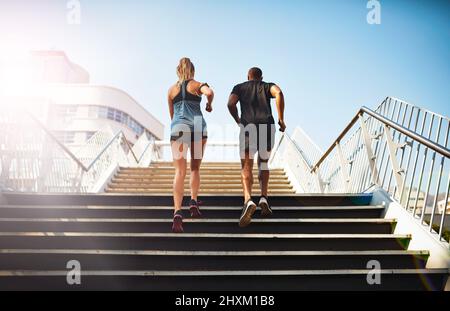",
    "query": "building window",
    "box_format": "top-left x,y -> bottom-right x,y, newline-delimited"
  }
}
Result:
87,105 -> 152,137
88,106 -> 98,118
98,106 -> 108,119
115,110 -> 123,122
86,131 -> 96,141
107,108 -> 115,120
53,131 -> 75,145
53,105 -> 78,118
